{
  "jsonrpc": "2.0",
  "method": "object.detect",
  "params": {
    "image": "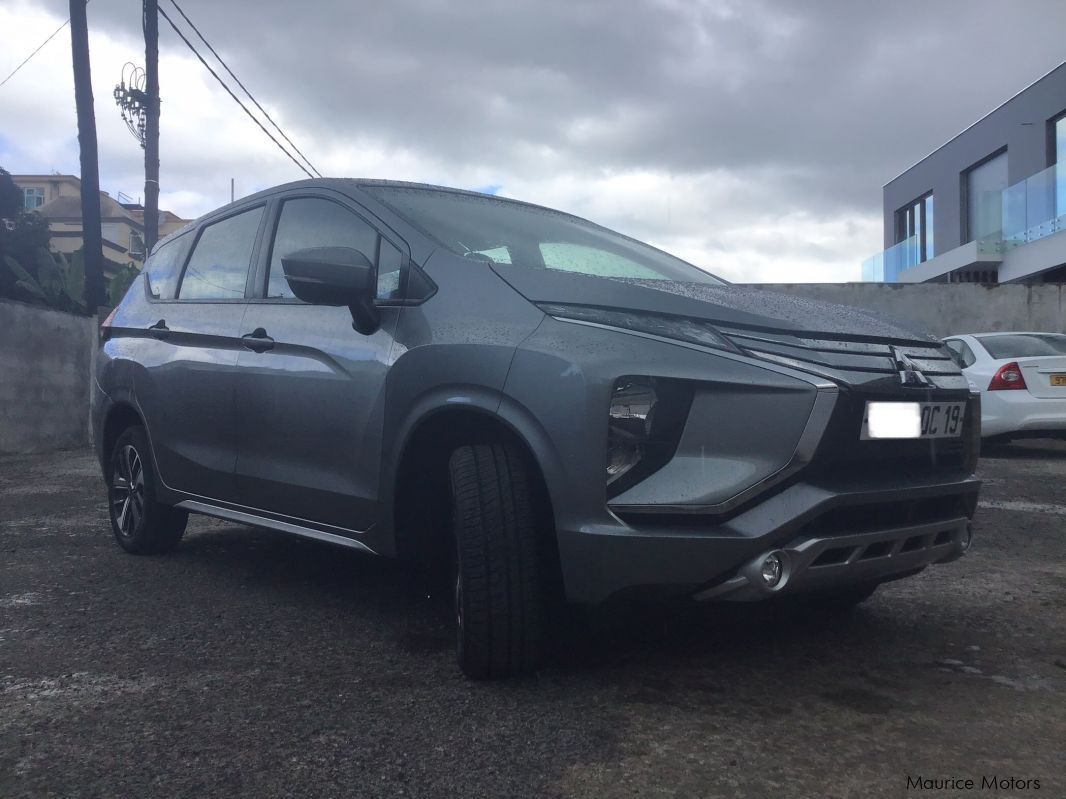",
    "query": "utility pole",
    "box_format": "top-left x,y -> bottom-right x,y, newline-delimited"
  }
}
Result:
69,0 -> 104,310
143,0 -> 160,254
